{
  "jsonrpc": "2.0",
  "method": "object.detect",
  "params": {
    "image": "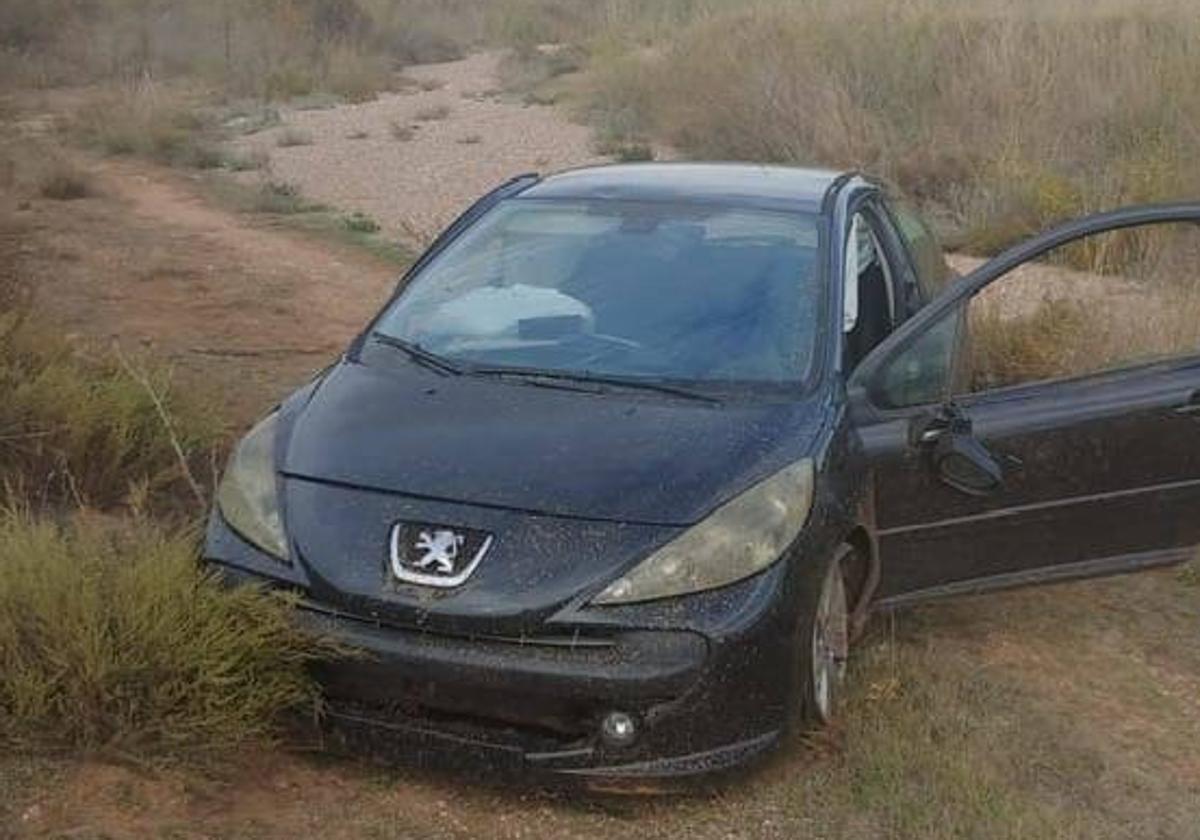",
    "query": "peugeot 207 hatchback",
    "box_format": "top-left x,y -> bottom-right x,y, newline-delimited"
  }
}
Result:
205,163 -> 1200,785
